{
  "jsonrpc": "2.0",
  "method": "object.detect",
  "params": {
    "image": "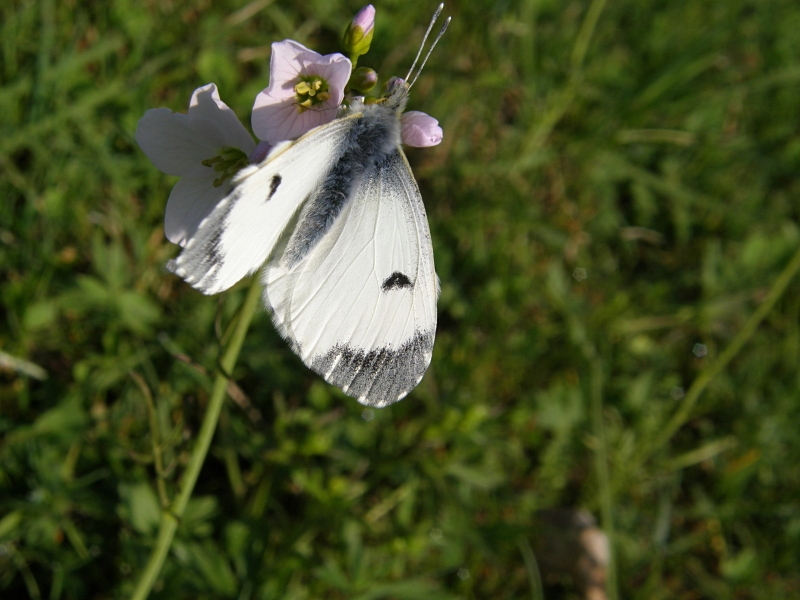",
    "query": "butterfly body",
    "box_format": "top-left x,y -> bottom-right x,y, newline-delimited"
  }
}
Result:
172,83 -> 439,407
281,93 -> 405,269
